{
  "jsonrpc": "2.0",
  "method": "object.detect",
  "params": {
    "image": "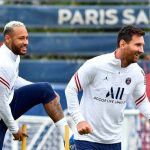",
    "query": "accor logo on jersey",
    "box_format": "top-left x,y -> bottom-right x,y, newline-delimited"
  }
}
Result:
106,87 -> 124,100
93,87 -> 126,104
